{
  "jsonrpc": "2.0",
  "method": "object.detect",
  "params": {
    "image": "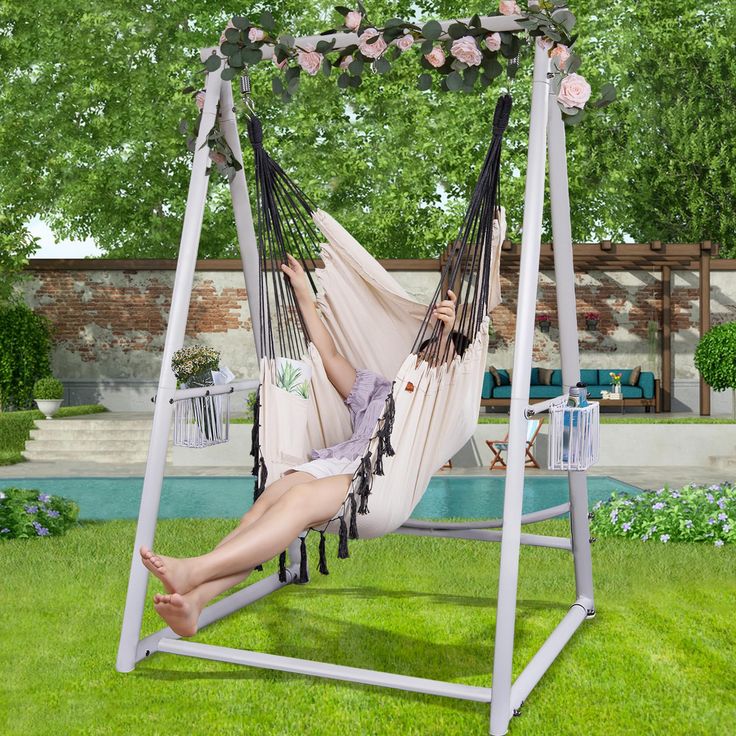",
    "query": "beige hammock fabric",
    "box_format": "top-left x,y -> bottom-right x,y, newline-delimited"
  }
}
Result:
257,208 -> 504,539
